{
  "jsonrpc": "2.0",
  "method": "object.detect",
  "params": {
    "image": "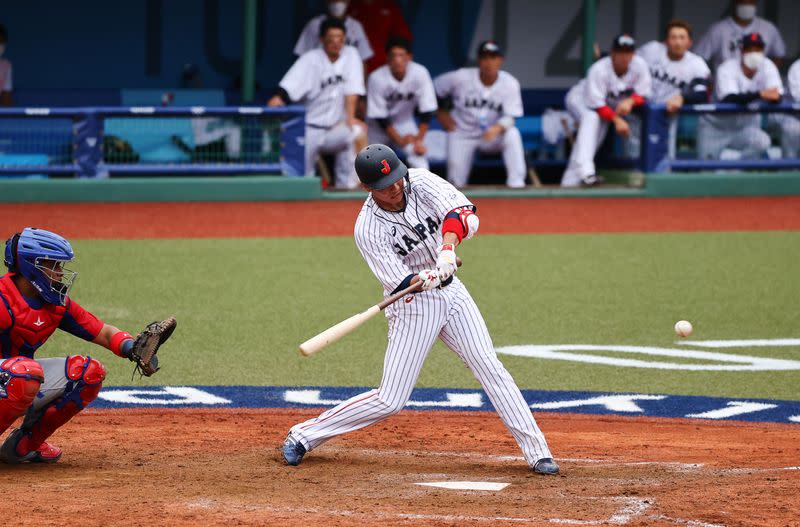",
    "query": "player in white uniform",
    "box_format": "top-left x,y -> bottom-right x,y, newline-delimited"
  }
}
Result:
697,33 -> 784,160
367,37 -> 437,169
561,34 -> 651,187
434,41 -> 527,188
269,18 -> 367,189
694,0 -> 786,71
294,0 -> 374,62
780,59 -> 800,158
281,143 -> 559,475
638,20 -> 711,159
